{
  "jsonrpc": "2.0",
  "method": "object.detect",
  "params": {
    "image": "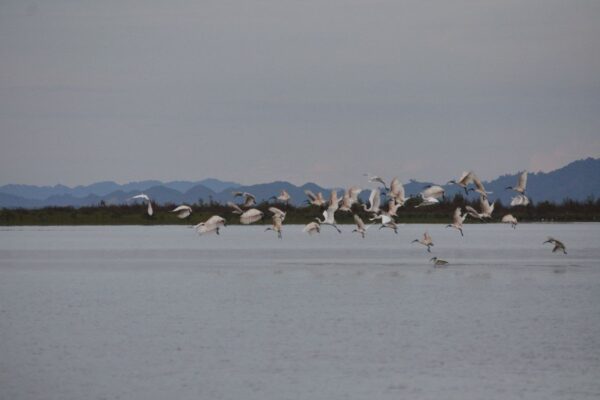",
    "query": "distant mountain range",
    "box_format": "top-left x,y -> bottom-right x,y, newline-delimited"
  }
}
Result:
1,158 -> 598,209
